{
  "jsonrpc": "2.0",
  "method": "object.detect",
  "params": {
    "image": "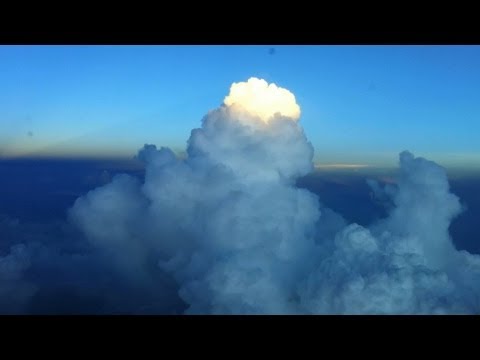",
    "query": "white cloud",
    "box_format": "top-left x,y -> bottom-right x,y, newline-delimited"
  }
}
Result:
65,78 -> 480,314
223,77 -> 301,123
